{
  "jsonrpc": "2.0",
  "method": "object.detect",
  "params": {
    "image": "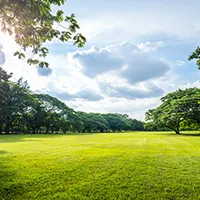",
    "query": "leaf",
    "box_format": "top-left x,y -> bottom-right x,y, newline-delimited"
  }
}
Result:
1,0 -> 86,67
7,29 -> 13,35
